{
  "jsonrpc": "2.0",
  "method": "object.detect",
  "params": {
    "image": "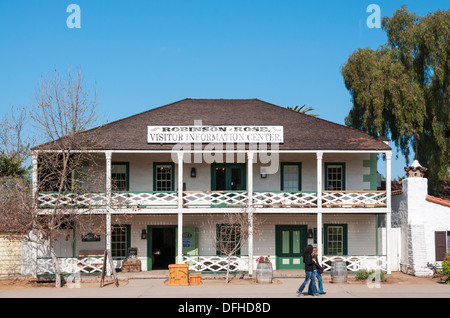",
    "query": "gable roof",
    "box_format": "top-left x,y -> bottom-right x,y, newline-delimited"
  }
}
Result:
33,98 -> 391,151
